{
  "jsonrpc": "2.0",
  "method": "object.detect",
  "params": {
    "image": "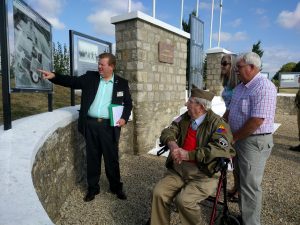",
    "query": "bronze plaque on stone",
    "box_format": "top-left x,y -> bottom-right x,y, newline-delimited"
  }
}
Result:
158,42 -> 174,64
